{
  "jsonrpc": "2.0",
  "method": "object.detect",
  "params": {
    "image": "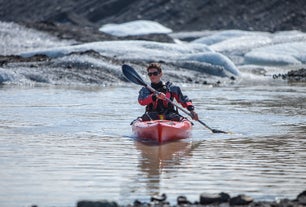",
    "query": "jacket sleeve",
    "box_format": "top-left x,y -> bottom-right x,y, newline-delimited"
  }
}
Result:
170,85 -> 194,109
138,87 -> 155,106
